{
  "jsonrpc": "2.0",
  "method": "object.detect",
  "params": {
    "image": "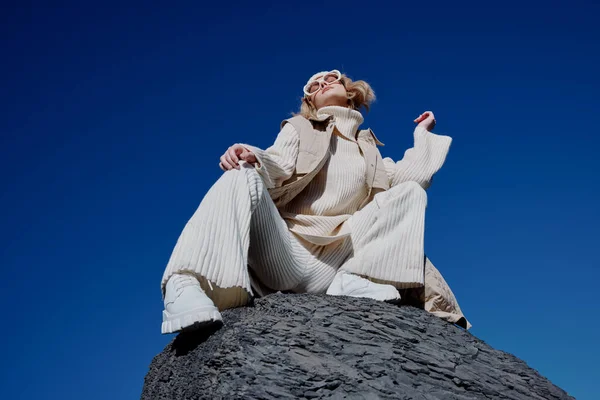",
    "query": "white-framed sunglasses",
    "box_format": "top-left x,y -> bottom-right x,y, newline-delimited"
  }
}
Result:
303,70 -> 342,97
